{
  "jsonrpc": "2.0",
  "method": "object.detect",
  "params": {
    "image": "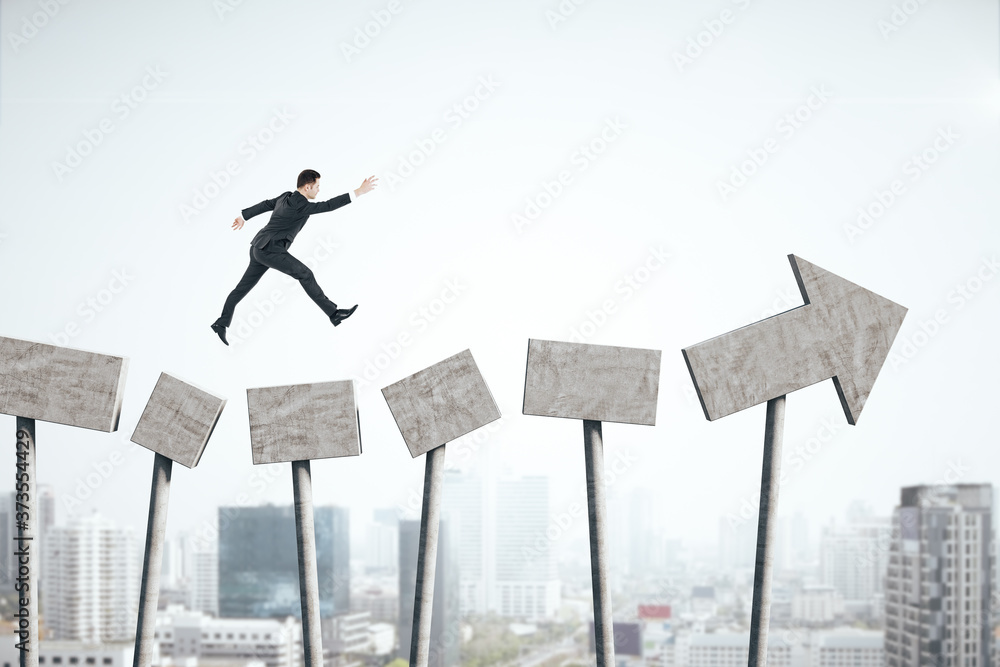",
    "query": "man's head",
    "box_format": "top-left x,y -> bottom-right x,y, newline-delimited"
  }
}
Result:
297,169 -> 321,199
